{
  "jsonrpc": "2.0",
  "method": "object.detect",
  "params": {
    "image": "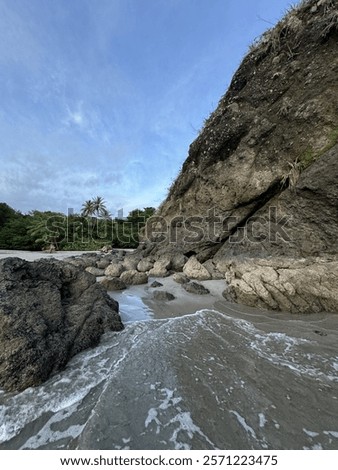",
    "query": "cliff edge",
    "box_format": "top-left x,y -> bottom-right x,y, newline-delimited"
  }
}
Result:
139,0 -> 338,313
